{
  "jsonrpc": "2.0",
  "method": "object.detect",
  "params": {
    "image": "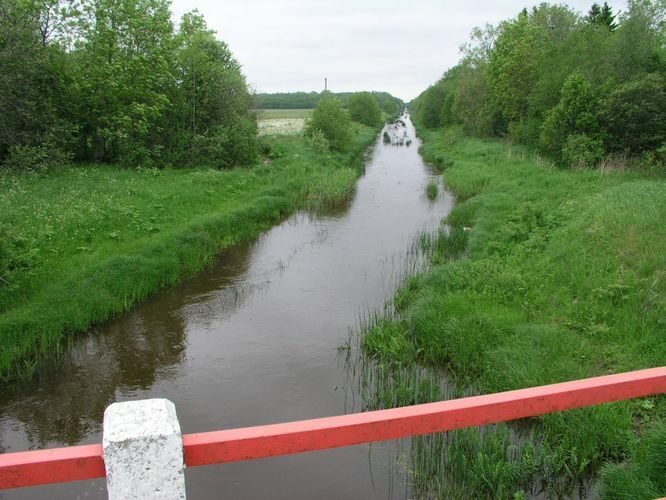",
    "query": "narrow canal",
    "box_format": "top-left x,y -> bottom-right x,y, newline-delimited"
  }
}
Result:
0,115 -> 454,499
